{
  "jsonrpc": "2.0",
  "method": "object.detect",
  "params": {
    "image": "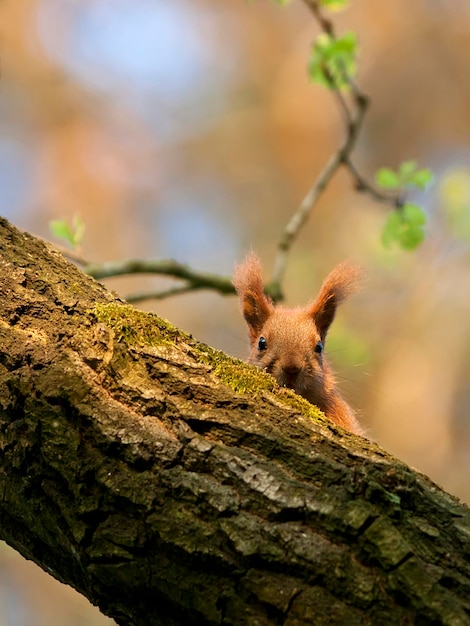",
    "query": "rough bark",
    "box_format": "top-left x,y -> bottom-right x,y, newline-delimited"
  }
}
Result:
0,217 -> 469,626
